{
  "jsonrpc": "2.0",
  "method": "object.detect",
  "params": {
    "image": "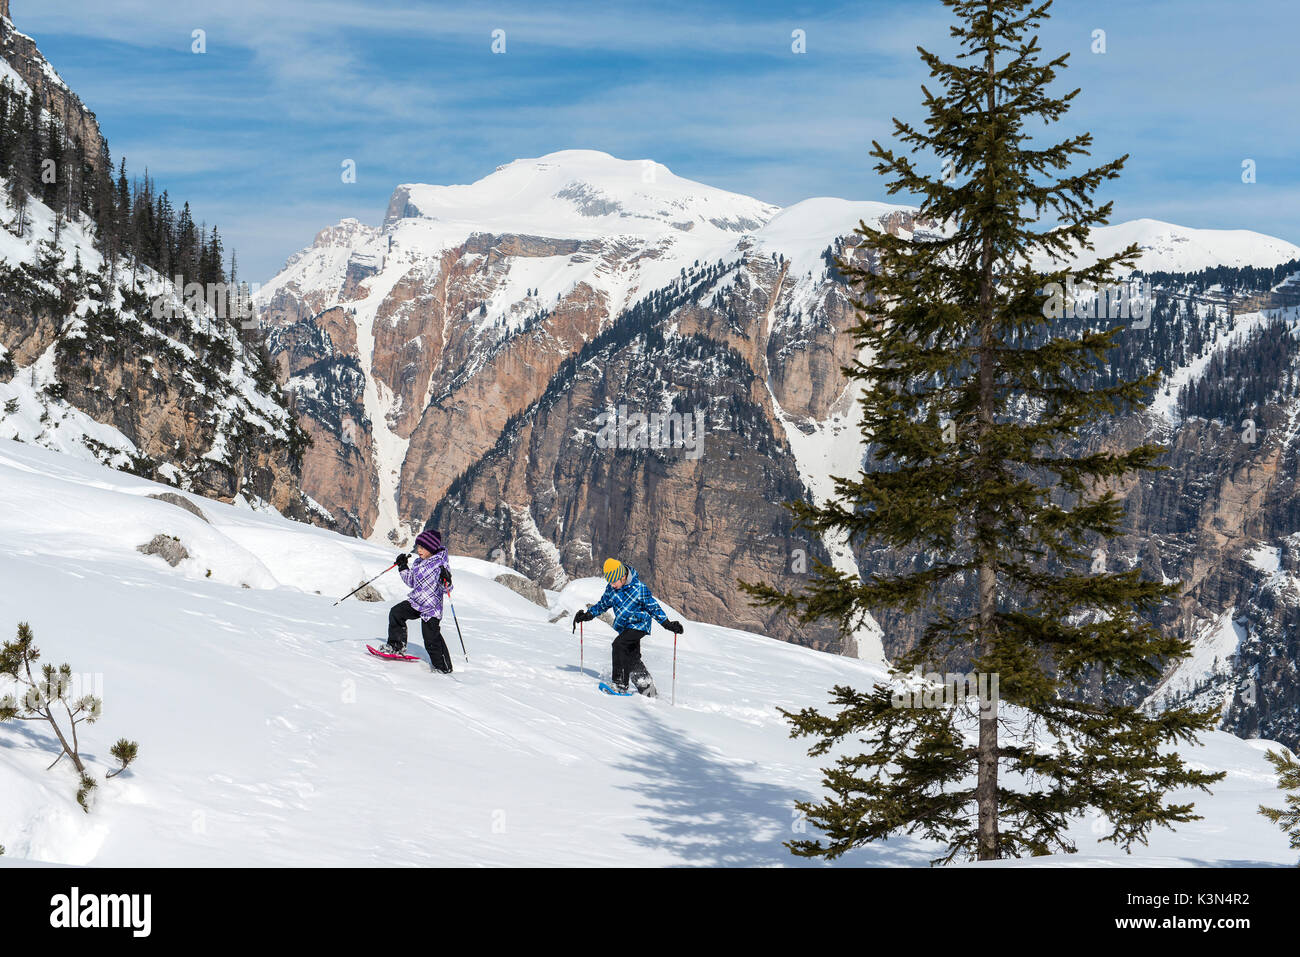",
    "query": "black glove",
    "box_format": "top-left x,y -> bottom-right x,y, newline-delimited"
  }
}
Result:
395,553 -> 409,571
439,566 -> 452,588
664,620 -> 684,634
572,609 -> 594,631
